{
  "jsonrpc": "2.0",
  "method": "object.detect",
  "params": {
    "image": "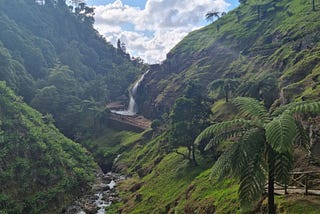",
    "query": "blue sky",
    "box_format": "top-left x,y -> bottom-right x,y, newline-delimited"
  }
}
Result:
89,0 -> 239,63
